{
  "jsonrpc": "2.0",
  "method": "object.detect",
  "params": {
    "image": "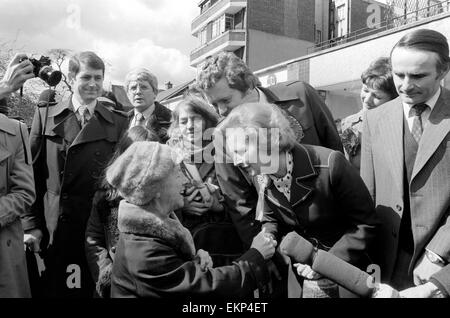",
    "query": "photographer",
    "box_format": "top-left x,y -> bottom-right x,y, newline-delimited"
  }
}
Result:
0,53 -> 34,99
0,53 -> 36,297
